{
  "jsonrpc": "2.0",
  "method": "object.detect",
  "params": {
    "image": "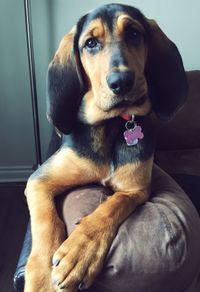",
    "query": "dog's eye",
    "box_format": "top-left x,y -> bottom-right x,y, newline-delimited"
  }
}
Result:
85,37 -> 98,49
125,27 -> 143,45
